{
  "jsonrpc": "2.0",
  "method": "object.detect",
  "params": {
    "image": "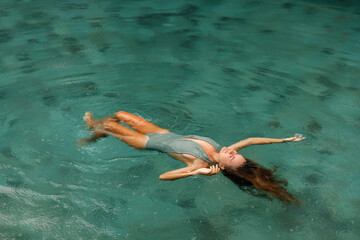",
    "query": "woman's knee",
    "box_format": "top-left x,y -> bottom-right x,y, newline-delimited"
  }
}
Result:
116,111 -> 127,119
